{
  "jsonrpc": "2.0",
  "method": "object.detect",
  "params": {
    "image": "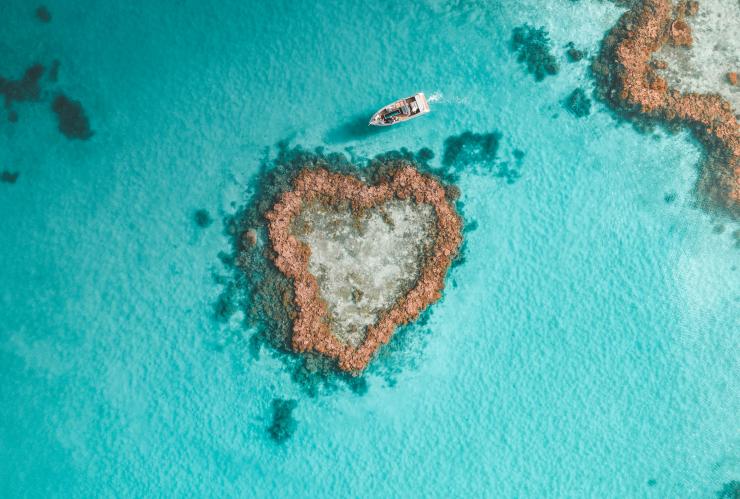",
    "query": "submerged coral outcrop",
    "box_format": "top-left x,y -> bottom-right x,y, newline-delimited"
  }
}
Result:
1,62 -> 94,140
510,24 -> 560,81
51,95 -> 93,140
267,398 -> 298,443
0,64 -> 45,110
1,171 -> 20,184
193,208 -> 213,228
564,88 -> 592,117
592,0 -> 739,218
265,166 -> 462,372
